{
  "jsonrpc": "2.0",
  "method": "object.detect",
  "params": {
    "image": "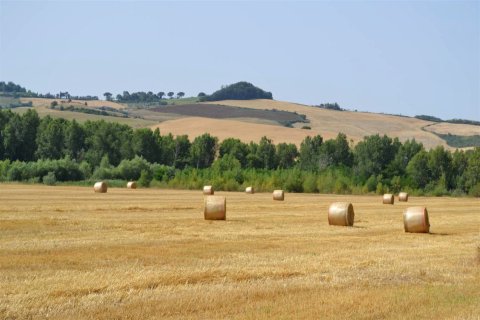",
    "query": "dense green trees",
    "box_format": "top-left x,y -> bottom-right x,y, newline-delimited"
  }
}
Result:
190,133 -> 218,169
172,135 -> 191,169
1,110 -> 39,161
64,120 -> 85,161
116,91 -> 167,103
202,82 -> 273,101
35,116 -> 66,160
132,128 -> 161,163
353,134 -> 400,181
0,109 -> 478,196
298,135 -> 323,171
219,138 -> 249,168
0,81 -> 27,93
465,148 -> 480,193
276,143 -> 298,169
